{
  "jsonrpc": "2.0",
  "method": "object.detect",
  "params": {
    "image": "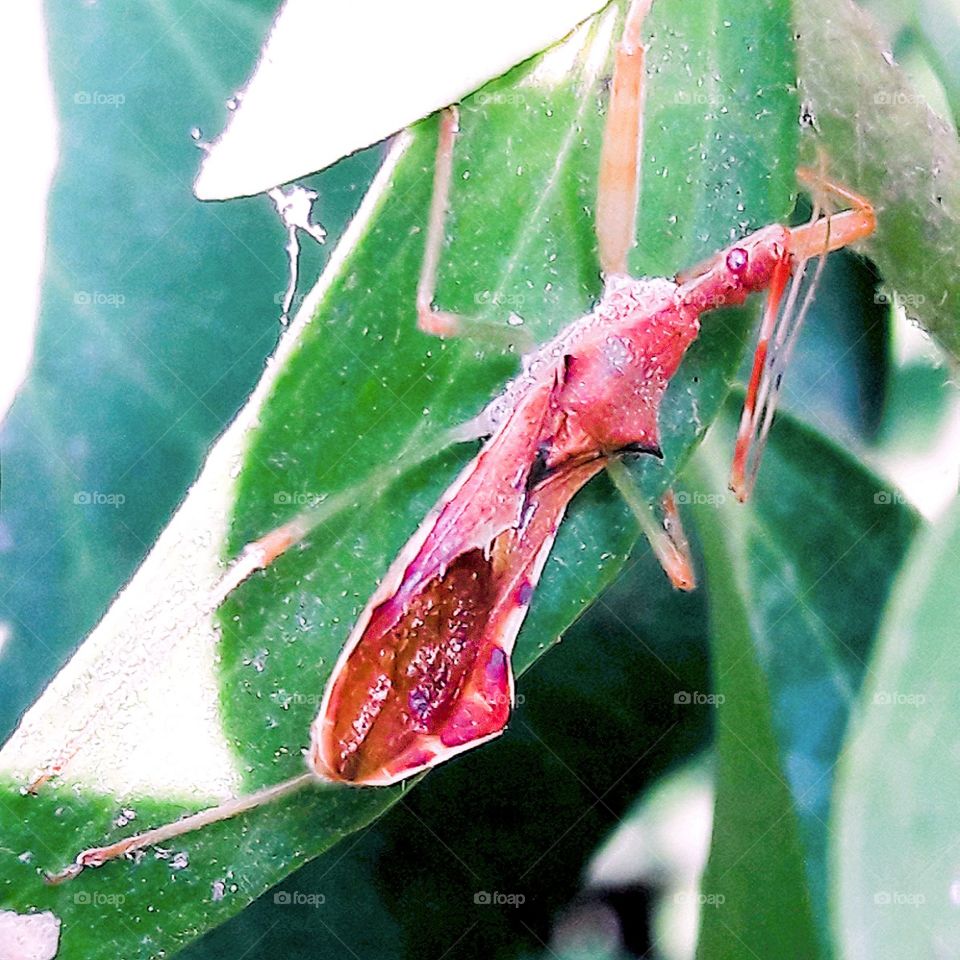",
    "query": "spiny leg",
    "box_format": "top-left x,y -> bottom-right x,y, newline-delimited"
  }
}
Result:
416,106 -> 532,350
730,168 -> 876,500
596,0 -> 652,280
